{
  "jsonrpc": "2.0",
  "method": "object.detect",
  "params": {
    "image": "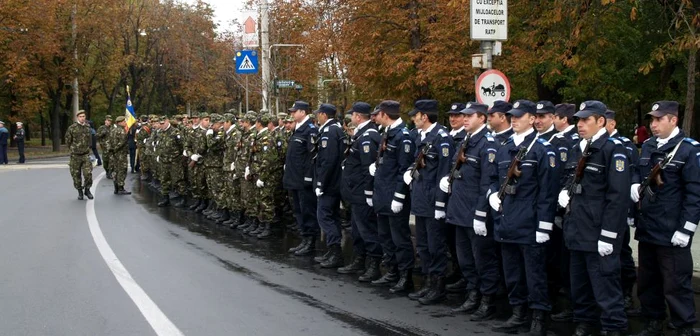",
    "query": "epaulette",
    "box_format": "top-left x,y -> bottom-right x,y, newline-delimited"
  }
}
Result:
504,136 -> 514,144
608,137 -> 622,145
684,138 -> 700,146
571,133 -> 580,140
619,136 -> 632,143
554,133 -> 564,139
439,129 -> 448,137
402,128 -> 410,135
643,138 -> 651,144
323,127 -> 329,133
308,124 -> 315,128
485,134 -> 494,142
364,128 -> 378,134
537,138 -> 551,146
